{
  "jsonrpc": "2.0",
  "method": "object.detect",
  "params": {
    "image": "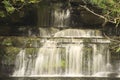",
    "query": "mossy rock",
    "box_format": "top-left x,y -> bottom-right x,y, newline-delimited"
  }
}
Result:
0,47 -> 20,64
0,46 -> 40,65
26,48 -> 39,56
12,37 -> 26,47
0,36 -> 42,47
1,37 -> 13,46
0,37 -> 25,47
